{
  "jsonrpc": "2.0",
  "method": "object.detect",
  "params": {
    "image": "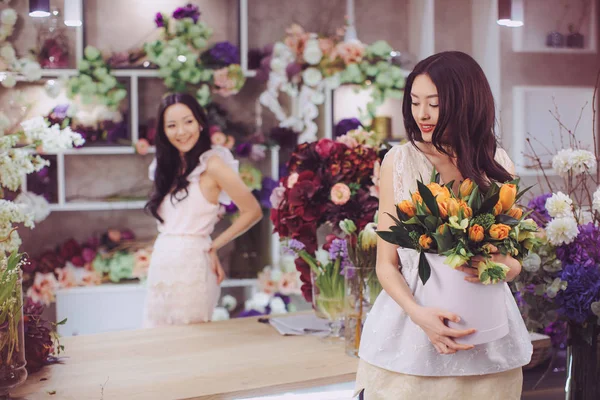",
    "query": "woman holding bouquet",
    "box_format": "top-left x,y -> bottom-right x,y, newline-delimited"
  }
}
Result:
354,52 -> 532,399
142,93 -> 262,327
